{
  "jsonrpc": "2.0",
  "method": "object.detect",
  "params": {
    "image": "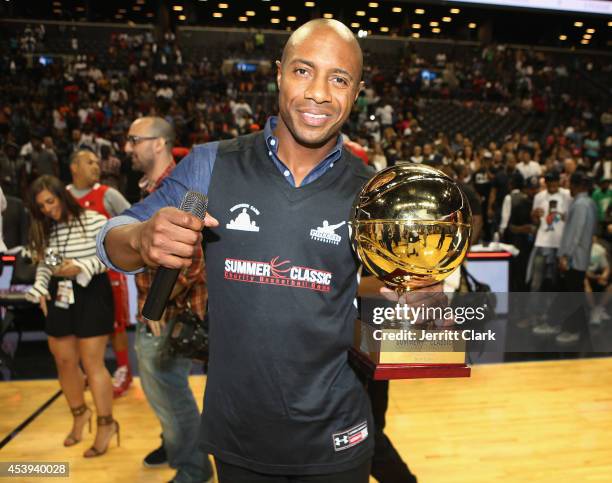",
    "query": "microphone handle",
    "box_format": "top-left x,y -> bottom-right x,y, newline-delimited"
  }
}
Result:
140,190 -> 208,323
141,267 -> 180,321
